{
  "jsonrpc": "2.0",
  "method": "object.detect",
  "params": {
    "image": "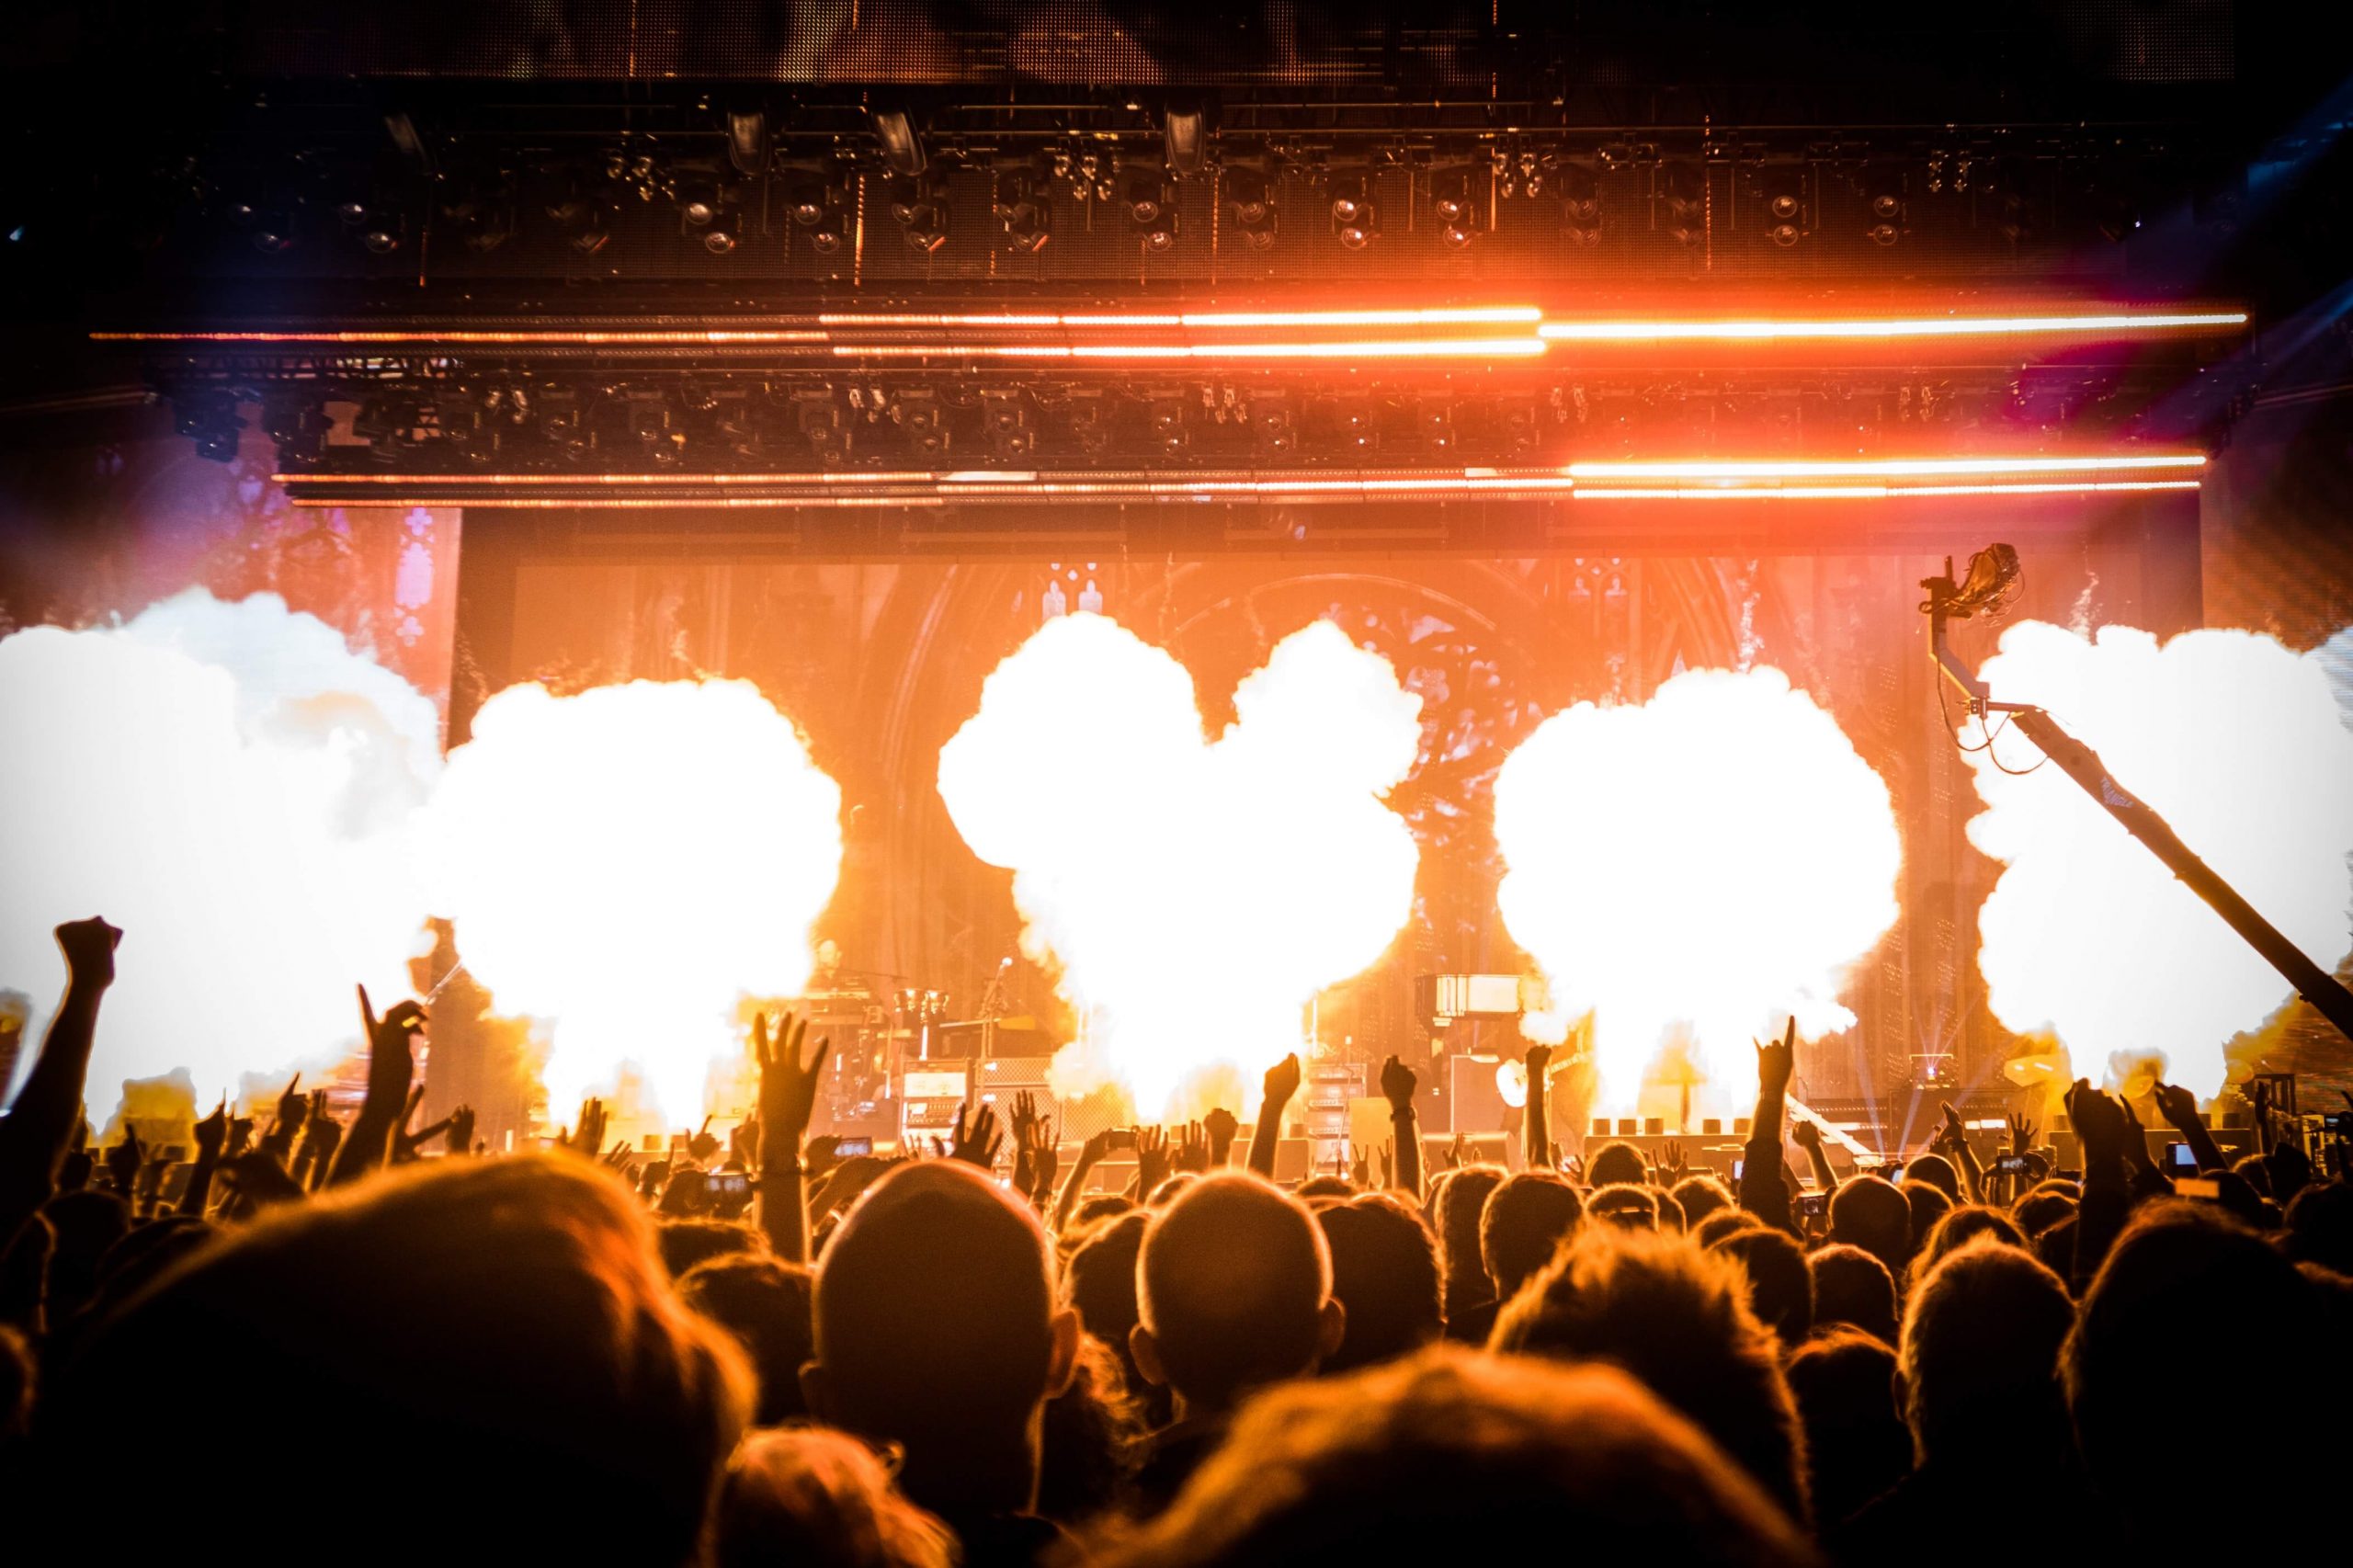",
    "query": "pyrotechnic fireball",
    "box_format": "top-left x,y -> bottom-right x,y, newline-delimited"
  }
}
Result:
1495,665 -> 1901,1117
1964,621 -> 2353,1096
419,679 -> 843,1127
0,590 -> 439,1118
938,614 -> 1423,1119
